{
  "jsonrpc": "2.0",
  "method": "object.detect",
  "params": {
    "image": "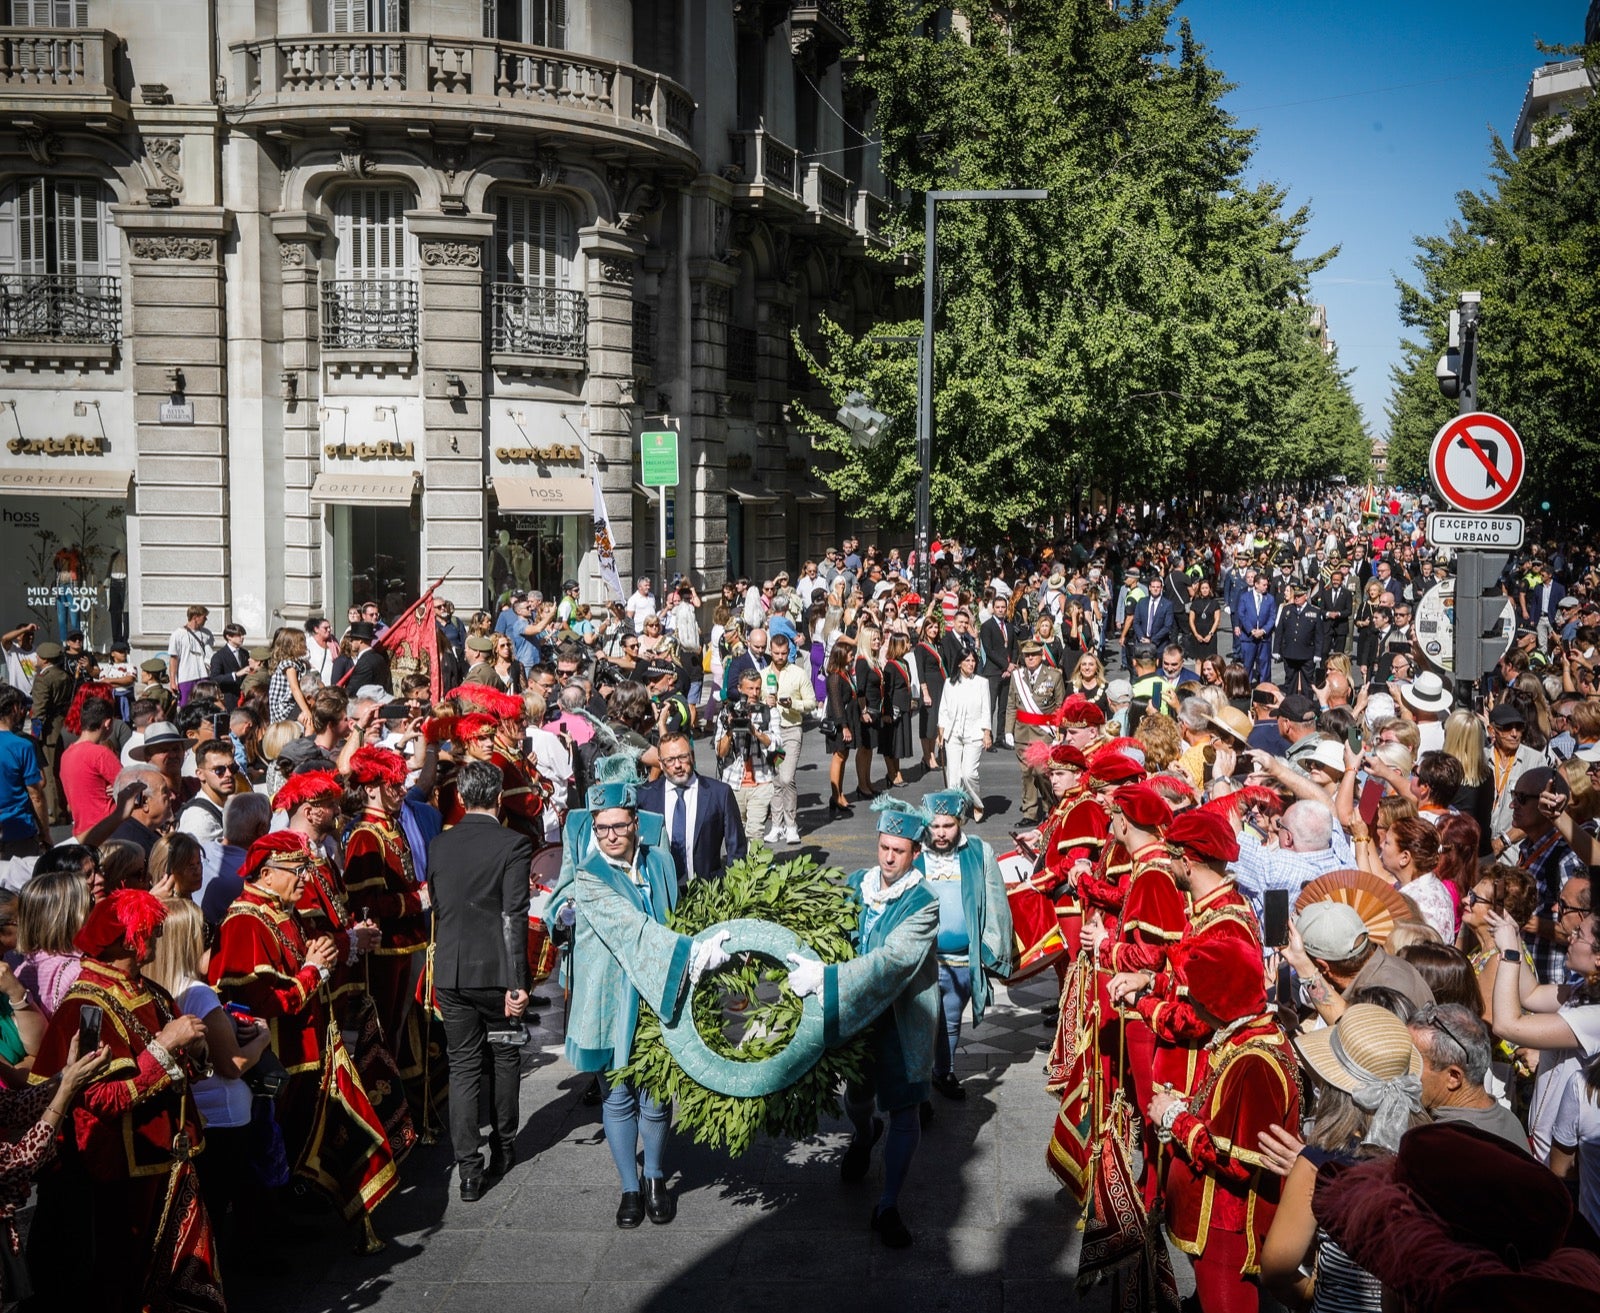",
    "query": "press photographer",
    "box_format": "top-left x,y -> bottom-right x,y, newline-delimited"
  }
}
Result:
715,668 -> 778,844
